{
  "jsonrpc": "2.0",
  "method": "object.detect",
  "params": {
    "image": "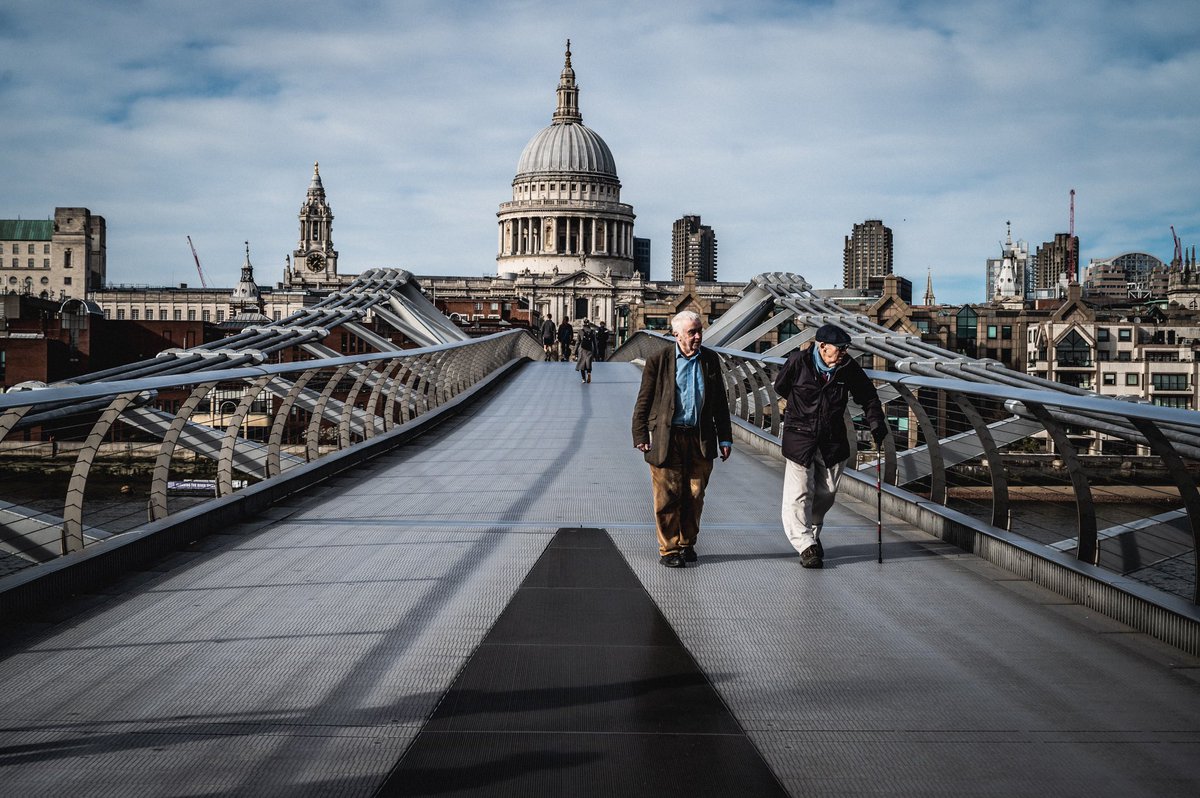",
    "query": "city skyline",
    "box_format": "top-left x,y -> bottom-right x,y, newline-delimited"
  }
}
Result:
1,0 -> 1196,305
